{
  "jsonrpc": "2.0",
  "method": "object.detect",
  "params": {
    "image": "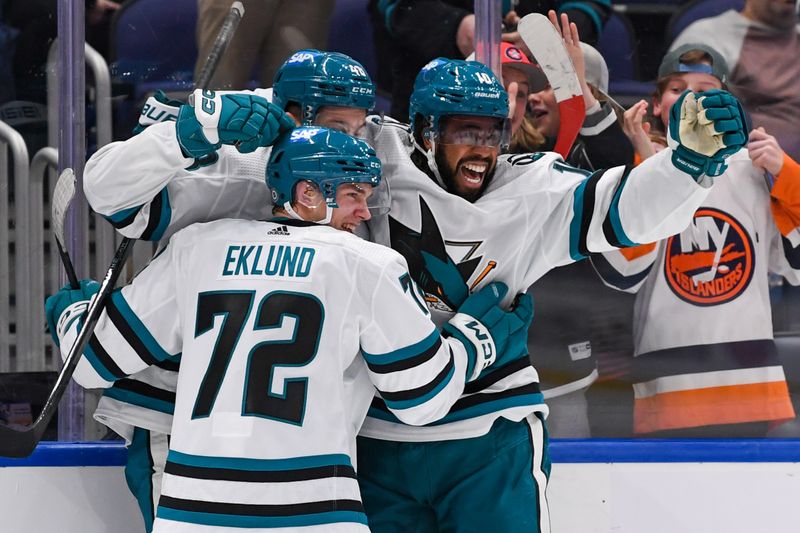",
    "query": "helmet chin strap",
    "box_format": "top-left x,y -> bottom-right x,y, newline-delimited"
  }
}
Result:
282,200 -> 334,225
411,135 -> 447,190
